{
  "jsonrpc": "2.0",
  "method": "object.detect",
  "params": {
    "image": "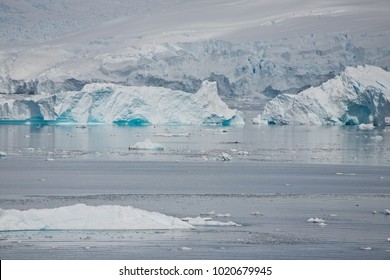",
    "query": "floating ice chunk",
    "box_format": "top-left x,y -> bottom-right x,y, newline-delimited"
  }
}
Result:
200,210 -> 216,216
237,150 -> 249,156
129,139 -> 164,151
387,238 -> 390,243
360,247 -> 372,251
250,211 -> 262,216
318,223 -> 327,227
181,216 -> 241,227
372,210 -> 378,214
307,217 -> 326,223
217,152 -> 233,161
0,151 -> 7,157
0,204 -> 193,231
155,133 -> 190,137
371,135 -> 384,141
216,213 -> 232,218
384,209 -> 390,215
358,123 -> 375,130
179,247 -> 192,251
